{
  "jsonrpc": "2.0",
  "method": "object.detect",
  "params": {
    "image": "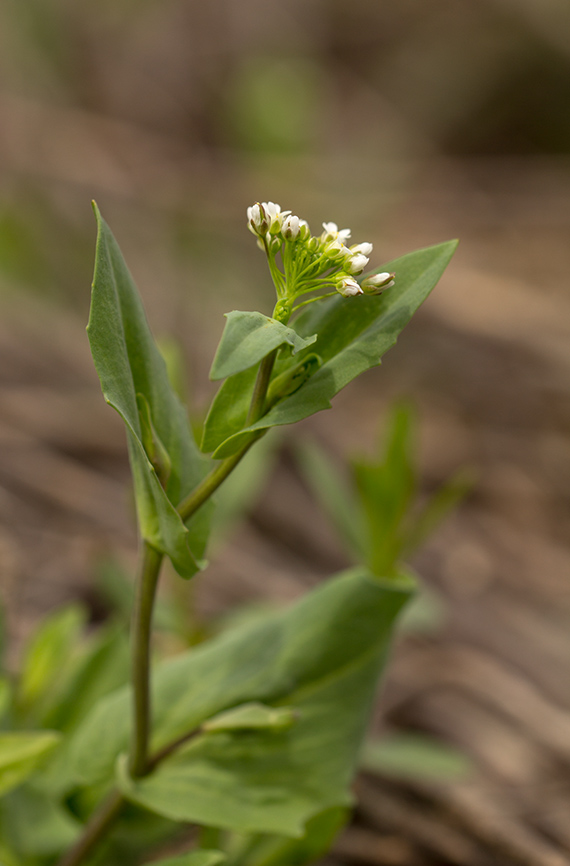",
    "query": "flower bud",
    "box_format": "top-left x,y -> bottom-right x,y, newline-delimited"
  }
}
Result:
273,299 -> 292,323
247,203 -> 269,235
346,253 -> 369,275
361,272 -> 395,294
350,242 -> 373,257
298,219 -> 311,241
282,214 -> 301,240
337,277 -> 364,297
